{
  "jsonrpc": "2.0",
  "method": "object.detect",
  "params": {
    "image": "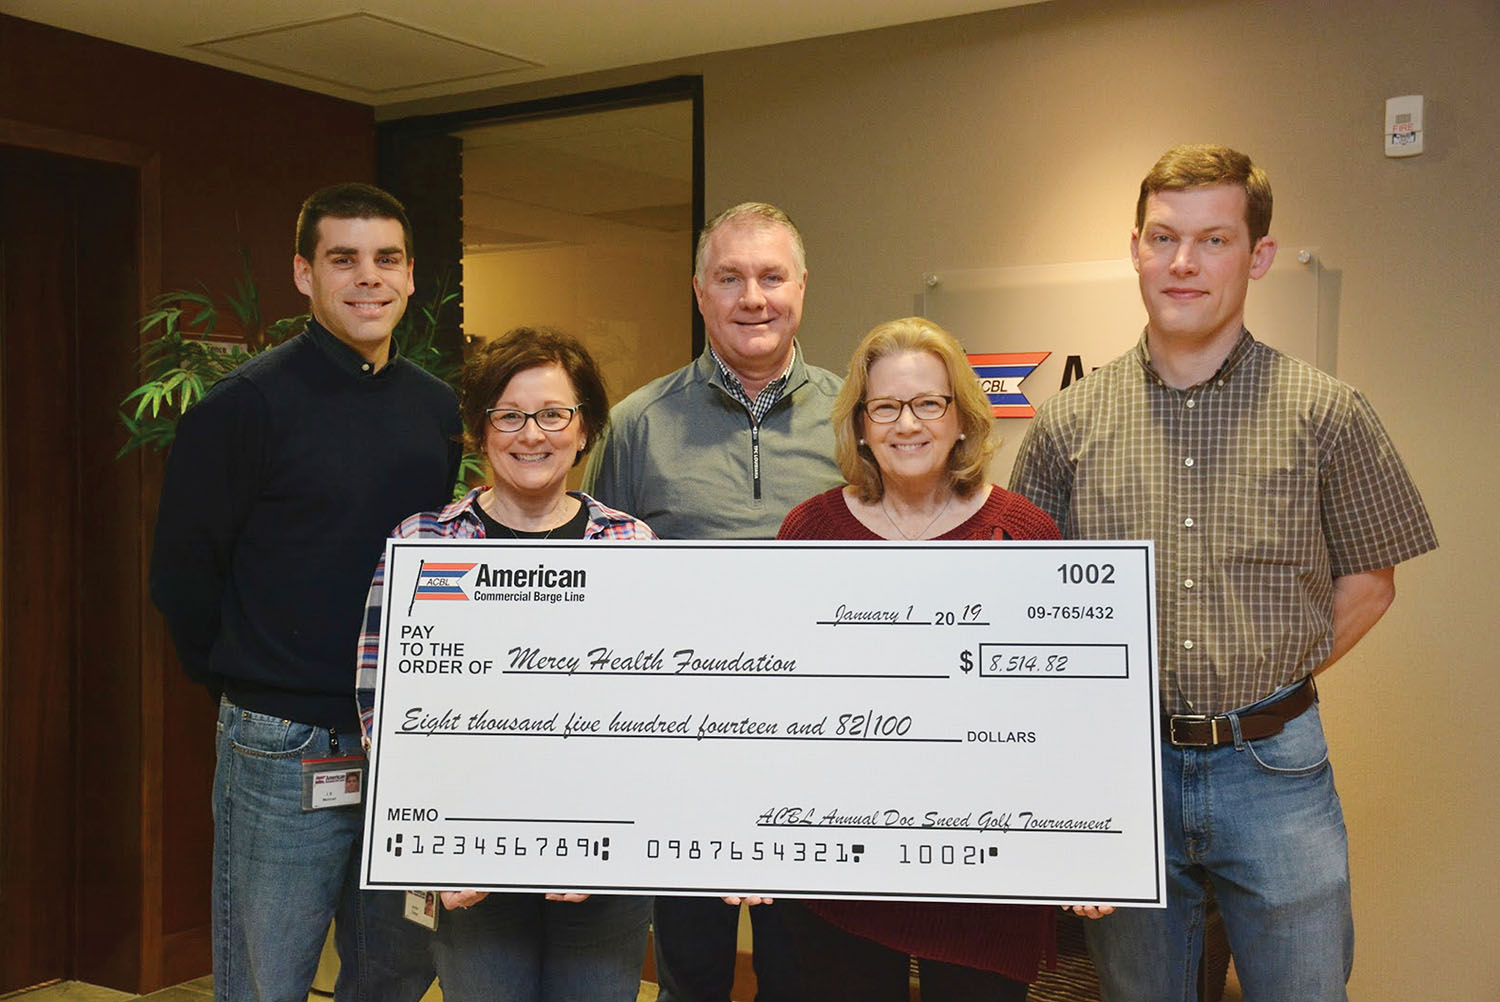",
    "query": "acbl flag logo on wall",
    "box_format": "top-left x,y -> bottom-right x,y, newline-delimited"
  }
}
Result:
967,352 -> 1050,418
